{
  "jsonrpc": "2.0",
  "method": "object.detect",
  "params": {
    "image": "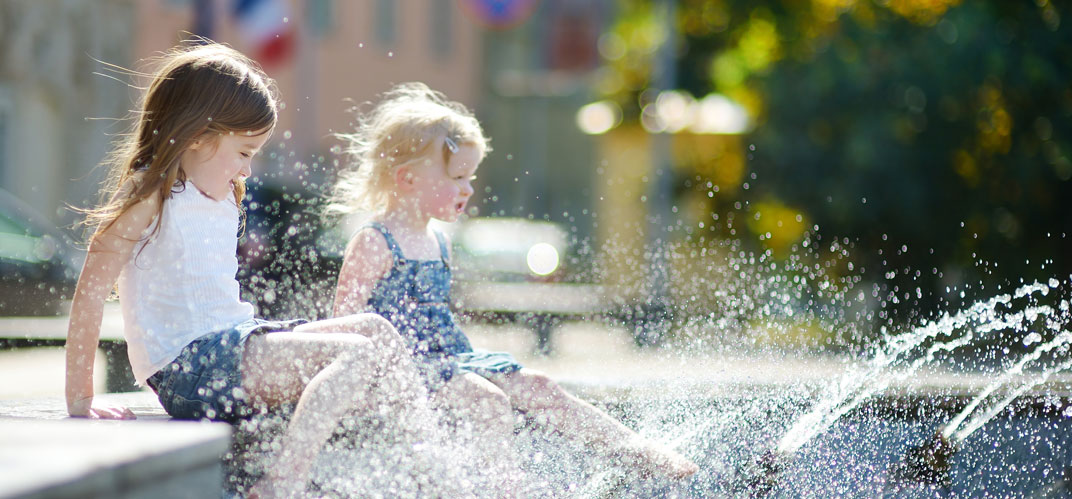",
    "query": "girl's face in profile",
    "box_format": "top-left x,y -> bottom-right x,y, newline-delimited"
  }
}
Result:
182,130 -> 270,201
409,142 -> 480,223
